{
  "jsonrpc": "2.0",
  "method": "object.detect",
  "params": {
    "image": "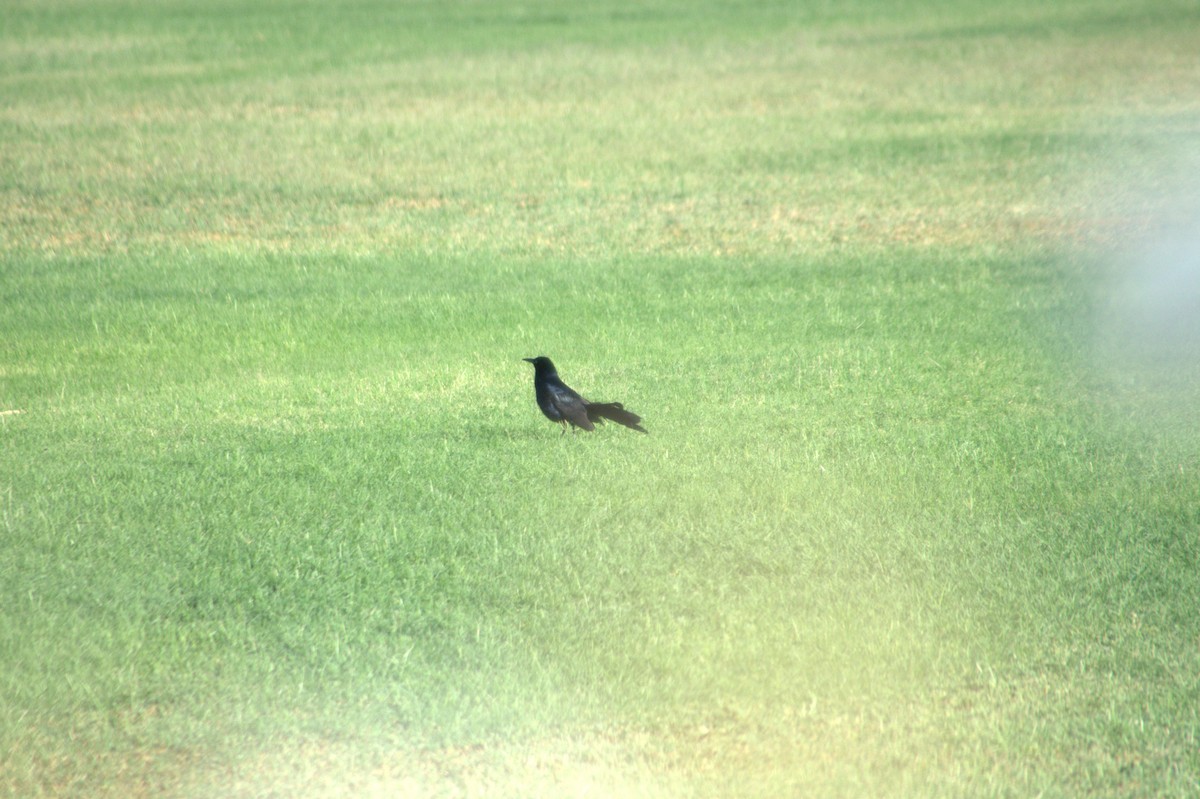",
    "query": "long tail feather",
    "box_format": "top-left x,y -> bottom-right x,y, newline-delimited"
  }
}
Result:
586,402 -> 647,433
